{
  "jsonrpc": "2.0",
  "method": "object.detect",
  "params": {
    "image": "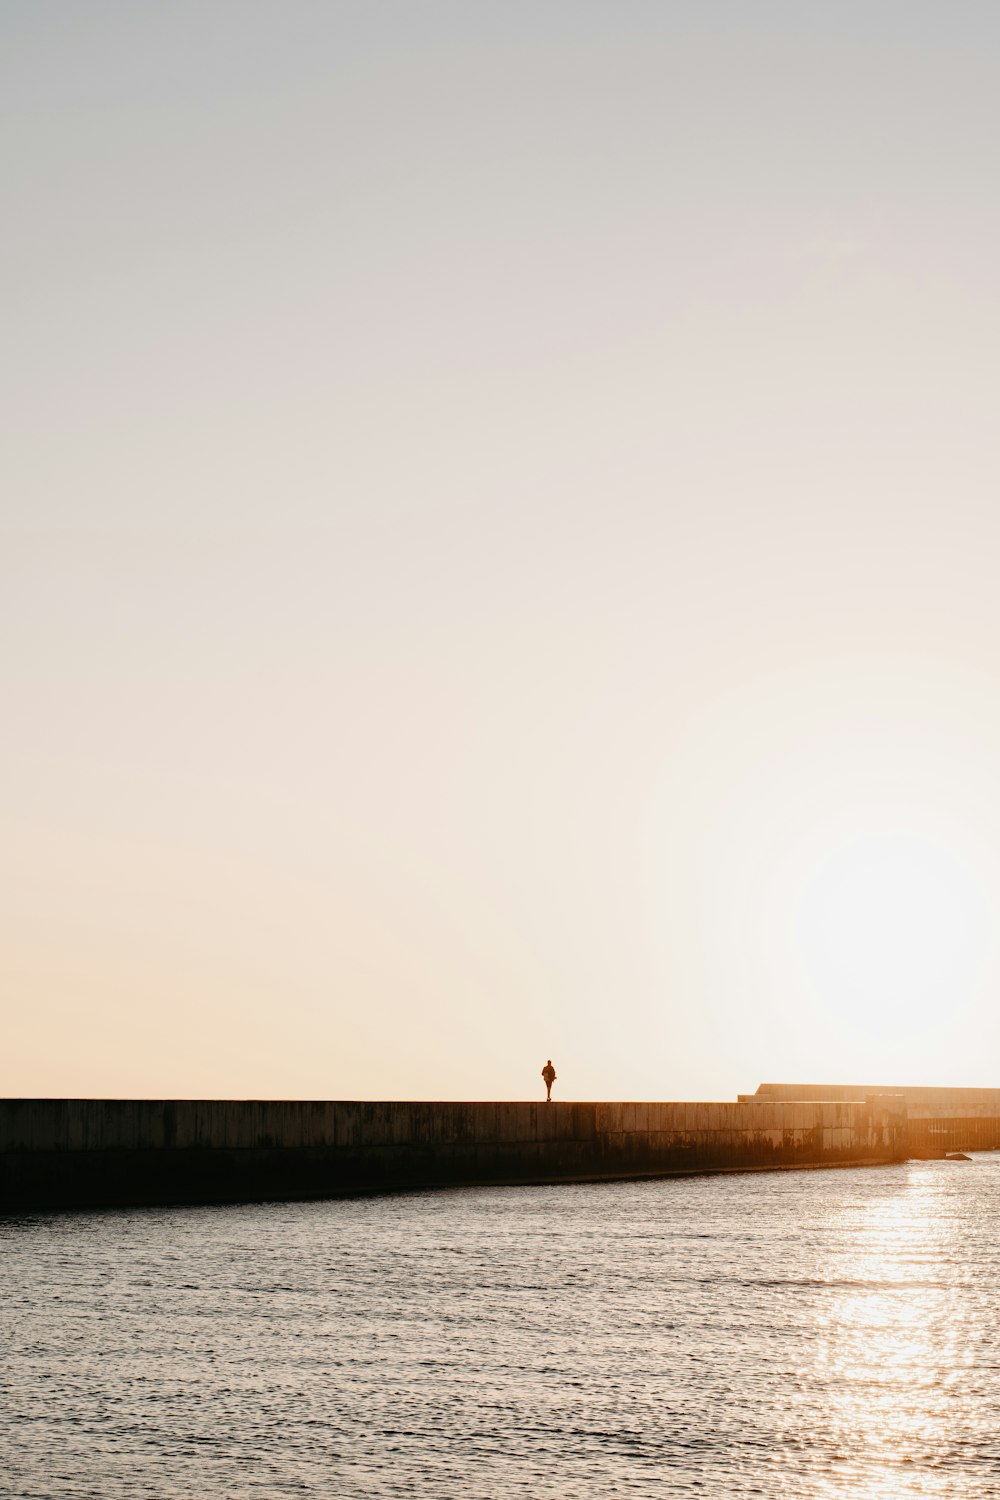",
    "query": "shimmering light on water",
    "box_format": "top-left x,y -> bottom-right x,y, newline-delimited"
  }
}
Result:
5,1158 -> 1000,1497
